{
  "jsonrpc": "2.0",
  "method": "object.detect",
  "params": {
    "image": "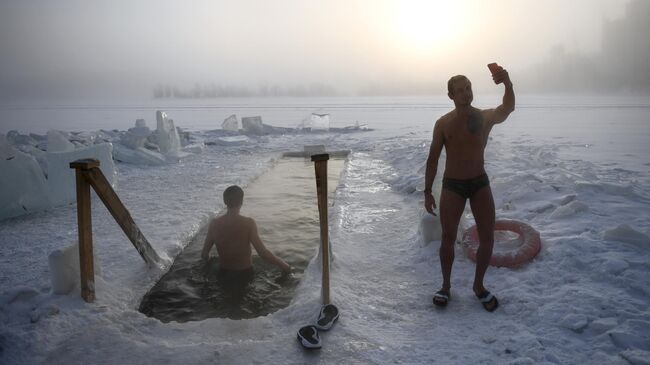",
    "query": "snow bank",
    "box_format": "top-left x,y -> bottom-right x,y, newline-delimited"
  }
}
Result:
603,224 -> 649,246
0,147 -> 52,220
47,143 -> 116,206
48,242 -> 101,294
1,133 -> 118,220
